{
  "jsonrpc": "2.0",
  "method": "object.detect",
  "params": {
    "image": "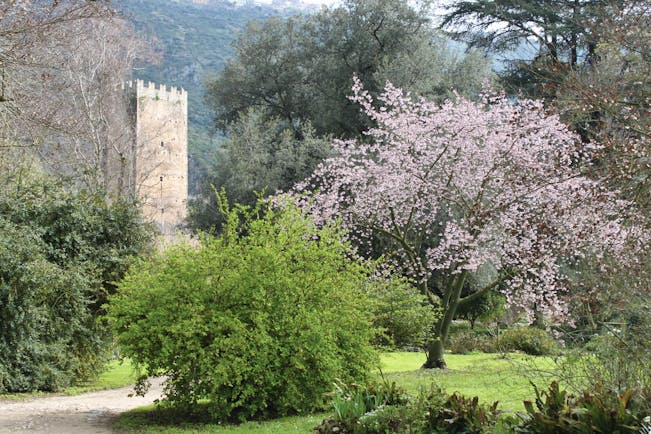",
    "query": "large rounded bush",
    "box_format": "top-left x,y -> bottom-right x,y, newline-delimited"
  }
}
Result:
0,218 -> 93,392
108,199 -> 378,421
0,164 -> 151,392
